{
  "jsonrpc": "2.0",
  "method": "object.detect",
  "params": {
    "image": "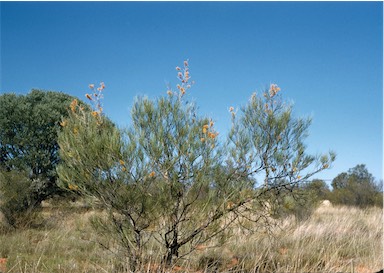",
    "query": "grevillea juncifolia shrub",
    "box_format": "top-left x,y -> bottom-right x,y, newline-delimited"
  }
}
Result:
57,61 -> 335,270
